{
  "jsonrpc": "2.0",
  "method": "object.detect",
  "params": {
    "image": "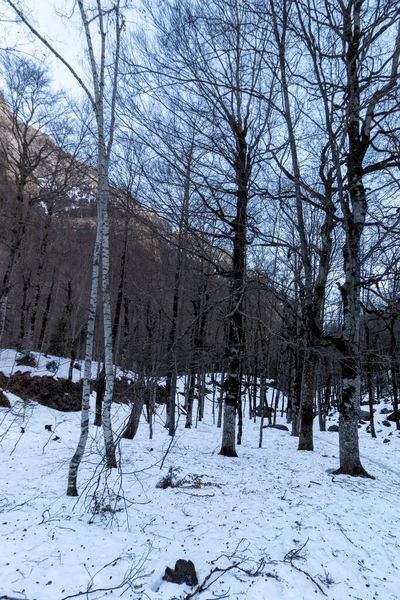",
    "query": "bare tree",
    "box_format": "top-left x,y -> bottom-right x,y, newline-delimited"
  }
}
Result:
4,0 -> 125,492
294,0 -> 400,475
137,0 -> 275,456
